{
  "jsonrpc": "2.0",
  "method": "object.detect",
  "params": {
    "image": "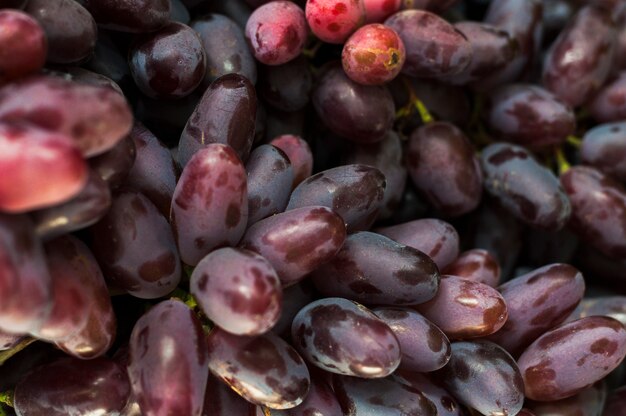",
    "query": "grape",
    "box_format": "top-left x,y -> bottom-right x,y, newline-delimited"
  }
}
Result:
171,144 -> 248,266
89,135 -> 137,190
240,206 -> 346,287
170,0 -> 190,23
52,66 -> 124,95
82,0 -> 170,33
91,191 -> 181,299
258,56 -> 312,111
406,121 -> 482,217
178,74 -> 256,166
270,369 -> 343,416
543,5 -> 616,108
84,31 -> 132,87
14,357 -> 130,416
481,143 -> 572,230
128,300 -> 209,416
377,218 -> 460,270
566,296 -> 626,326
245,1 -> 308,65
486,264 -> 585,357
291,297 -> 401,378
342,23 -> 406,85
434,341 -> 525,416
415,275 -> 508,339
517,316 -> 626,401
269,134 -> 313,188
129,22 -> 207,99
374,308 -> 451,372
581,121 -> 626,182
208,0 -> 253,29
207,328 -> 310,409
0,122 -> 87,213
543,0 -> 575,44
246,144 -> 294,225
333,374 -> 437,415
527,380 -> 607,416
0,10 -> 46,84
384,10 -> 472,78
305,0 -> 365,44
560,165 -> 626,259
485,84 -> 576,149
191,14 -> 258,87
272,281 -> 317,337
311,232 -> 440,306
125,122 -> 179,218
0,75 -> 133,157
202,374 -> 256,415
604,385 -> 626,415
392,371 -> 464,416
364,0 -> 401,22
25,0 -> 97,65
588,71 -> 626,123
443,249 -> 501,287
